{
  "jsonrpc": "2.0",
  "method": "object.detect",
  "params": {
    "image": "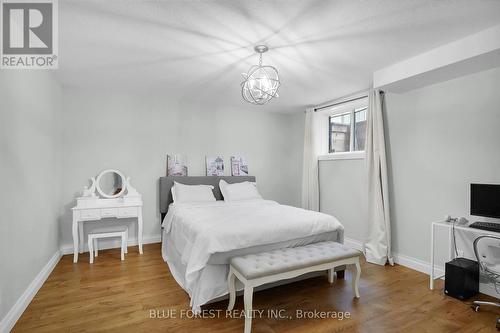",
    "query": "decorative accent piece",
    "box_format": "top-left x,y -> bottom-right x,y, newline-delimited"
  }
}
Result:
206,156 -> 224,176
167,154 -> 188,176
125,177 -> 140,197
231,156 -> 249,176
82,177 -> 97,198
124,177 -> 142,203
241,45 -> 280,105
